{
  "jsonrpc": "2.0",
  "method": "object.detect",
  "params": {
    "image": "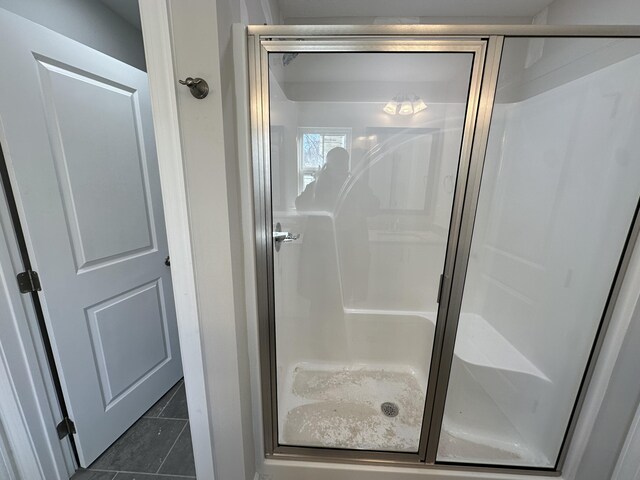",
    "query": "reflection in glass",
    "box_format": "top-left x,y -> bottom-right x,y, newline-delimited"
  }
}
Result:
269,51 -> 474,452
438,38 -> 640,467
